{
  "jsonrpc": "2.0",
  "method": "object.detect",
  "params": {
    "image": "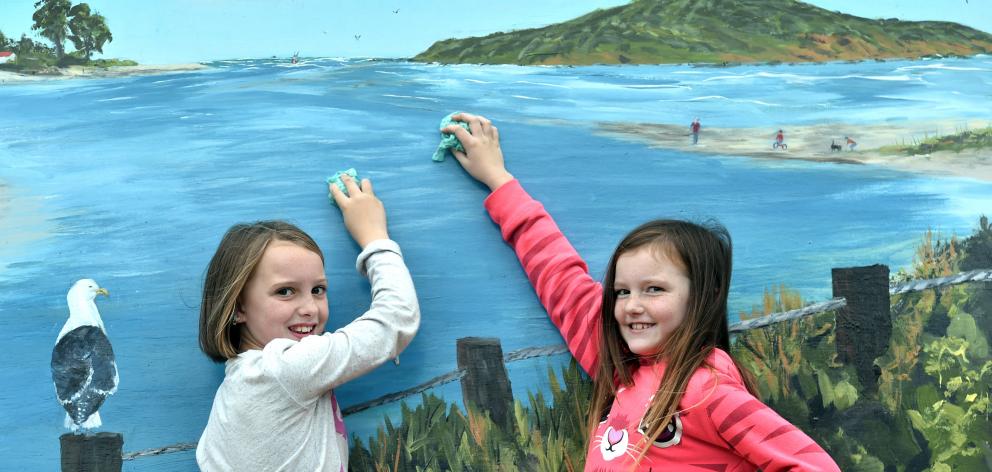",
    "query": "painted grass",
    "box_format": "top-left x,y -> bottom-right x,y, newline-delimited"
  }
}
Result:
879,127 -> 992,156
